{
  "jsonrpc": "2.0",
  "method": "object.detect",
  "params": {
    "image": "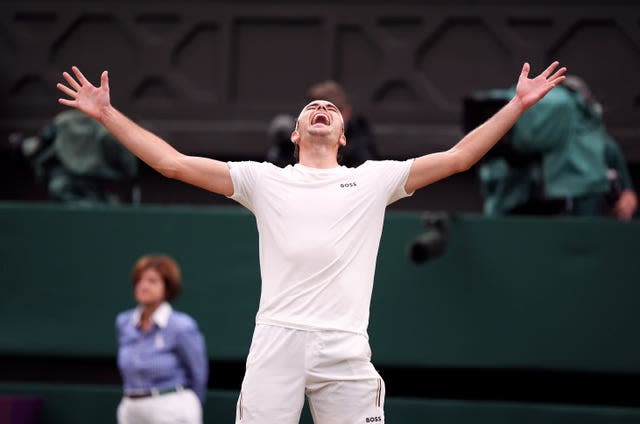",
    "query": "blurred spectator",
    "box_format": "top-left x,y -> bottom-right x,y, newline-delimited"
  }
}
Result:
20,109 -> 138,205
466,75 -> 637,220
266,80 -> 379,167
116,254 -> 208,424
